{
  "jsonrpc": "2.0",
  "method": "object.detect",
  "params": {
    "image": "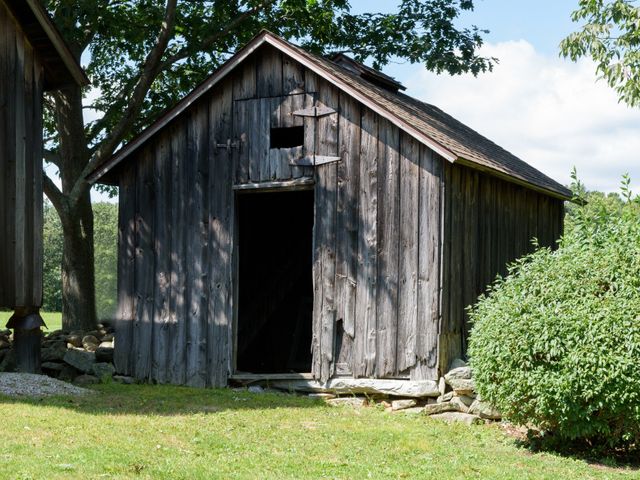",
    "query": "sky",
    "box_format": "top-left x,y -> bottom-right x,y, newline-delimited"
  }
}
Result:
349,0 -> 640,194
